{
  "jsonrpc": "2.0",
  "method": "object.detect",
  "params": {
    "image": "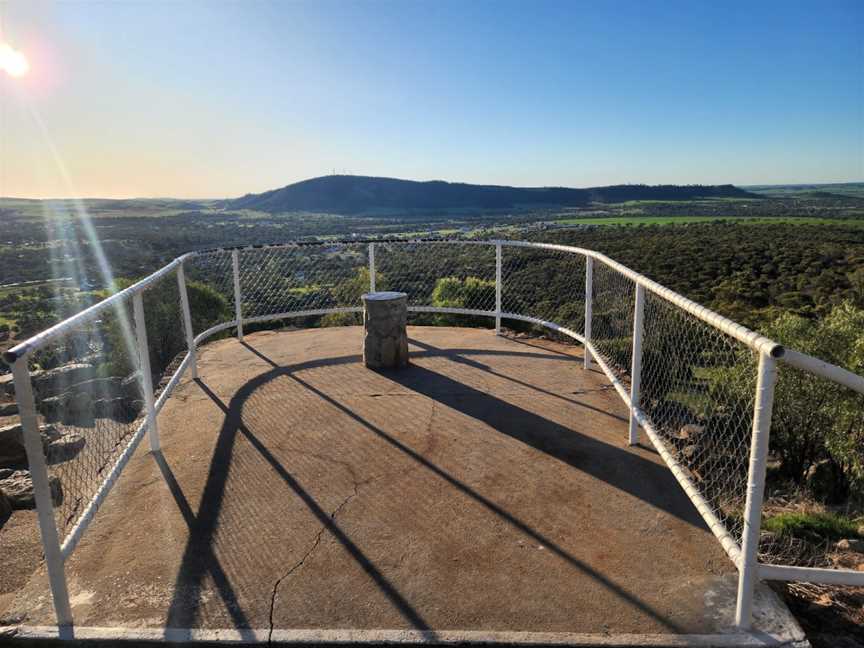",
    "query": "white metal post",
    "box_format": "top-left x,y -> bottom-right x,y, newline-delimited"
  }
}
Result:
584,258 -> 593,369
133,292 -> 160,452
628,283 -> 645,445
231,249 -> 243,340
11,357 -> 73,628
495,243 -> 502,335
176,263 -> 197,380
368,242 -> 376,293
735,353 -> 778,629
